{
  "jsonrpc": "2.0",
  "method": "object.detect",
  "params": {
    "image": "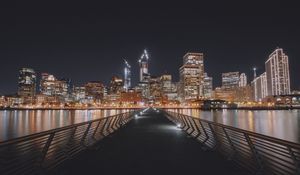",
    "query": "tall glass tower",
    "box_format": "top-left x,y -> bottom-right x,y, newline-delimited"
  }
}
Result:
18,68 -> 37,97
124,59 -> 131,90
138,49 -> 149,82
